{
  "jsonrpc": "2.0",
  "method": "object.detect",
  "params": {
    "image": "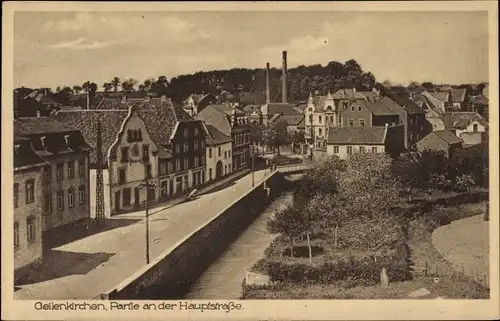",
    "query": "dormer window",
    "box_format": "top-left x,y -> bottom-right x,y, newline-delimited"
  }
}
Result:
358,106 -> 362,112
351,106 -> 355,112
308,108 -> 313,112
